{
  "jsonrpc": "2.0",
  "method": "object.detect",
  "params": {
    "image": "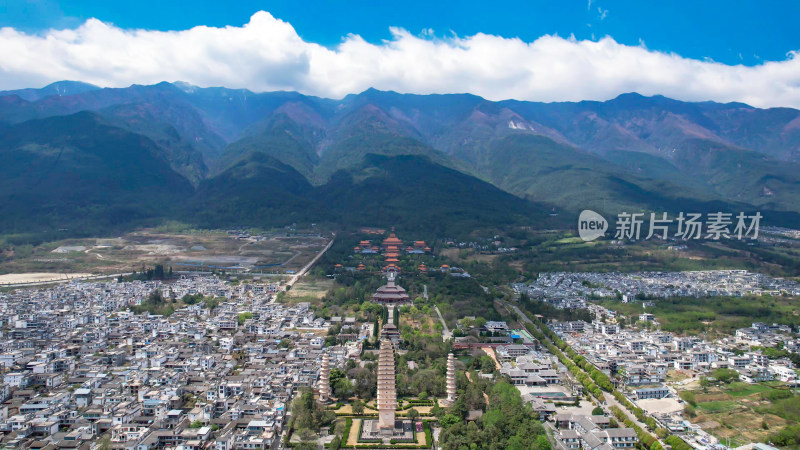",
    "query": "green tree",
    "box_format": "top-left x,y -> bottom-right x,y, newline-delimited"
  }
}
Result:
334,378 -> 354,399
710,368 -> 739,384
533,435 -> 552,450
329,436 -> 341,450
237,312 -> 253,325
431,402 -> 443,419
439,414 -> 461,428
295,429 -> 317,450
